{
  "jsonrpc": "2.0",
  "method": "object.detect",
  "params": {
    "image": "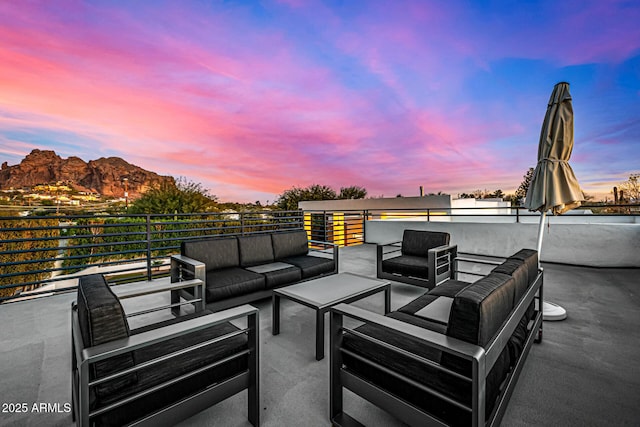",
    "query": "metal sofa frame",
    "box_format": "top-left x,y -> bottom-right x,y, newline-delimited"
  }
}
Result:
71,303 -> 260,426
377,240 -> 458,288
172,237 -> 339,312
330,269 -> 543,427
